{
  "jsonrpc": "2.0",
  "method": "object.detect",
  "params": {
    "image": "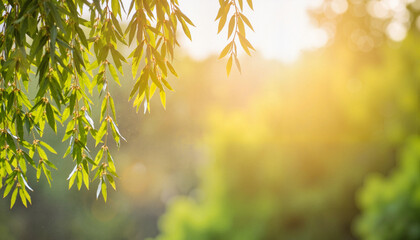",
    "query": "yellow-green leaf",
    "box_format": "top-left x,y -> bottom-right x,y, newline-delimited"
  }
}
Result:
227,55 -> 233,76
160,90 -> 166,109
10,188 -> 18,209
219,42 -> 232,59
166,61 -> 178,78
101,177 -> 107,202
19,189 -> 27,207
